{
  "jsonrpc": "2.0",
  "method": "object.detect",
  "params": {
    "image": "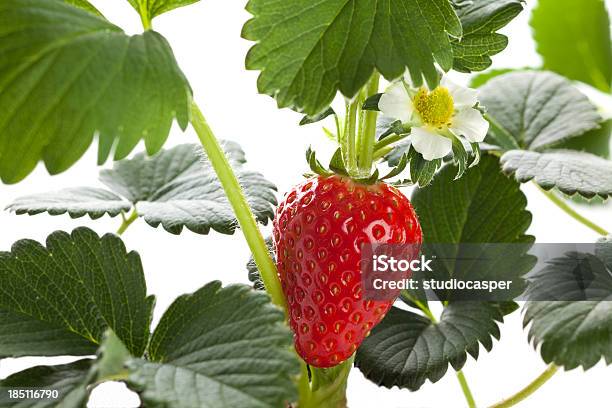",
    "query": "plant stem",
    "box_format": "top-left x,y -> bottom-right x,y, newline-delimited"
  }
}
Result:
457,371 -> 477,408
343,98 -> 360,177
190,102 -> 286,310
138,5 -> 152,30
488,364 -> 559,408
535,183 -> 609,236
116,210 -> 138,235
304,356 -> 354,408
356,72 -> 380,177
